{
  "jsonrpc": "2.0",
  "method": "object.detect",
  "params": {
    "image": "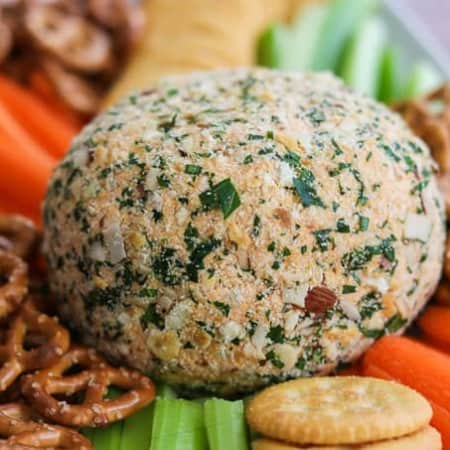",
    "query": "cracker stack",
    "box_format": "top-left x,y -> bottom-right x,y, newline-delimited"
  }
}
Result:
247,377 -> 441,450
